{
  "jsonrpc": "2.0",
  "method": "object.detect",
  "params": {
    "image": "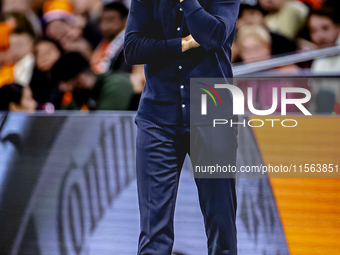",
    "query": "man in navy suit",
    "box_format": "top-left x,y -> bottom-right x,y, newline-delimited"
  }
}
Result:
124,0 -> 240,254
